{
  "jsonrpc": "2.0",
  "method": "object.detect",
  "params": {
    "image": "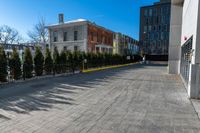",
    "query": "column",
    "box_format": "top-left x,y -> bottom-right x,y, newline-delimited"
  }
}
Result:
168,1 -> 183,74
